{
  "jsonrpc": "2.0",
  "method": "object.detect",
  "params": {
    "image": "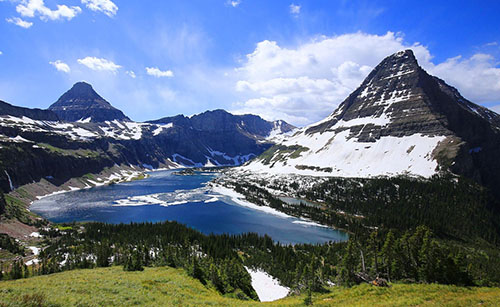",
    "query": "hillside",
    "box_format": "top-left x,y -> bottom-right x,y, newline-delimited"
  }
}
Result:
0,266 -> 499,306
